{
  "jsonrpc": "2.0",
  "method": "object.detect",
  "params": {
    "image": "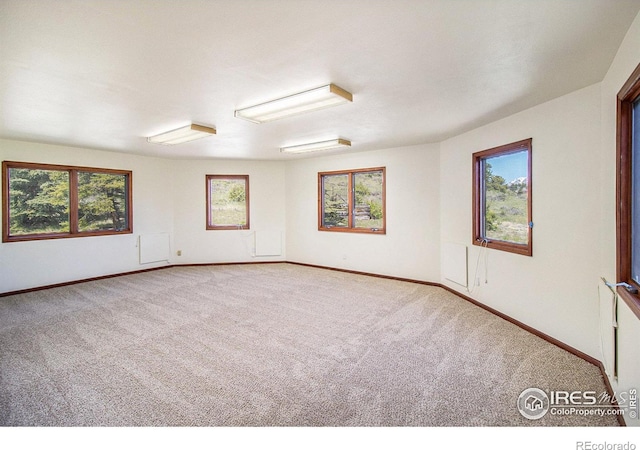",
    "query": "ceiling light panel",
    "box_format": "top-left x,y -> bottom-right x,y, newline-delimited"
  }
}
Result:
235,84 -> 353,124
280,138 -> 351,154
147,124 -> 216,145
